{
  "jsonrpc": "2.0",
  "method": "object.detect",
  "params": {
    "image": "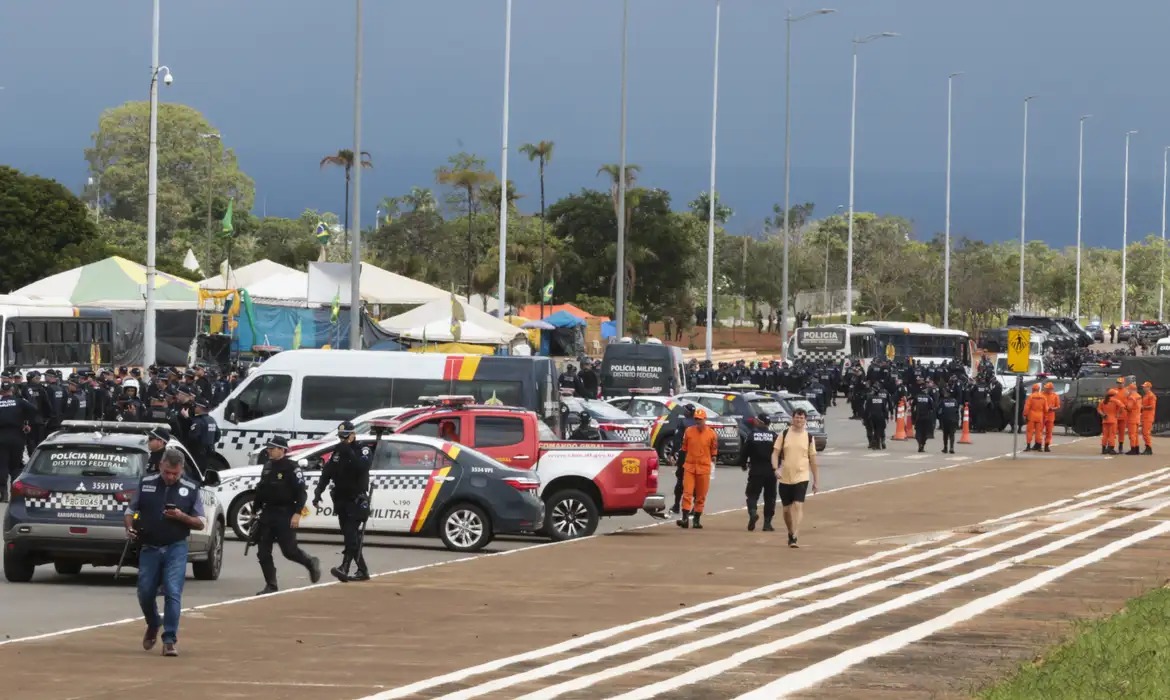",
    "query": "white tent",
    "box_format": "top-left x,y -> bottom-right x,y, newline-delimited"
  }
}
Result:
199,259 -> 297,290
358,263 -> 450,305
244,270 -> 310,300
378,297 -> 525,345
